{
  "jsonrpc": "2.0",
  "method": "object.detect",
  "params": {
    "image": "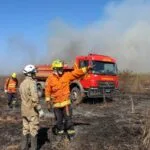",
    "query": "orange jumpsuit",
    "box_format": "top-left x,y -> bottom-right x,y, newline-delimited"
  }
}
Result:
4,77 -> 18,108
4,77 -> 18,93
45,68 -> 86,134
45,68 -> 86,107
